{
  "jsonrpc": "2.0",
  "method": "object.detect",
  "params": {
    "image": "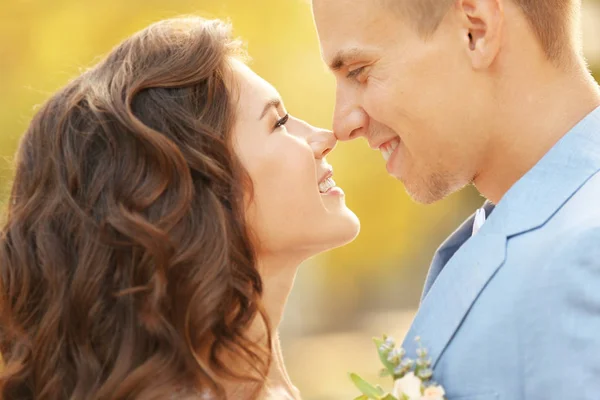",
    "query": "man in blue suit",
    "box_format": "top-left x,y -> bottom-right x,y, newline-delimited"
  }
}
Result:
312,0 -> 600,398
